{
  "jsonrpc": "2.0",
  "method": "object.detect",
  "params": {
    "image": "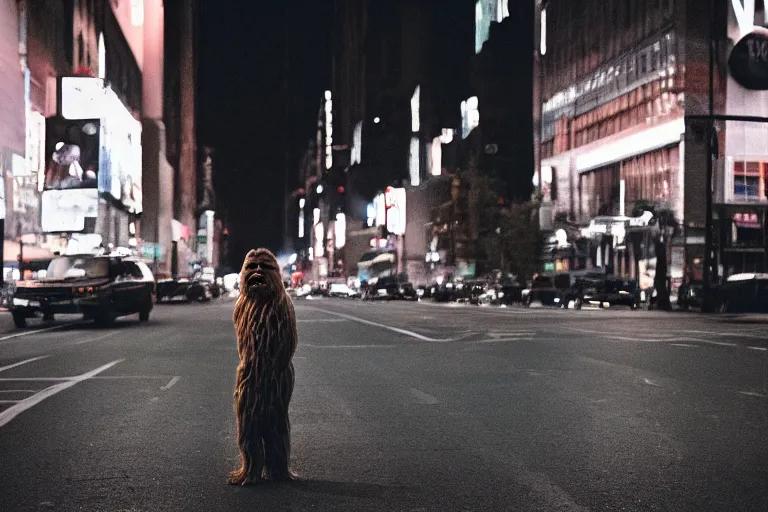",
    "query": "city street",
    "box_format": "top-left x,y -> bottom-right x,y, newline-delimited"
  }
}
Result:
0,299 -> 766,511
